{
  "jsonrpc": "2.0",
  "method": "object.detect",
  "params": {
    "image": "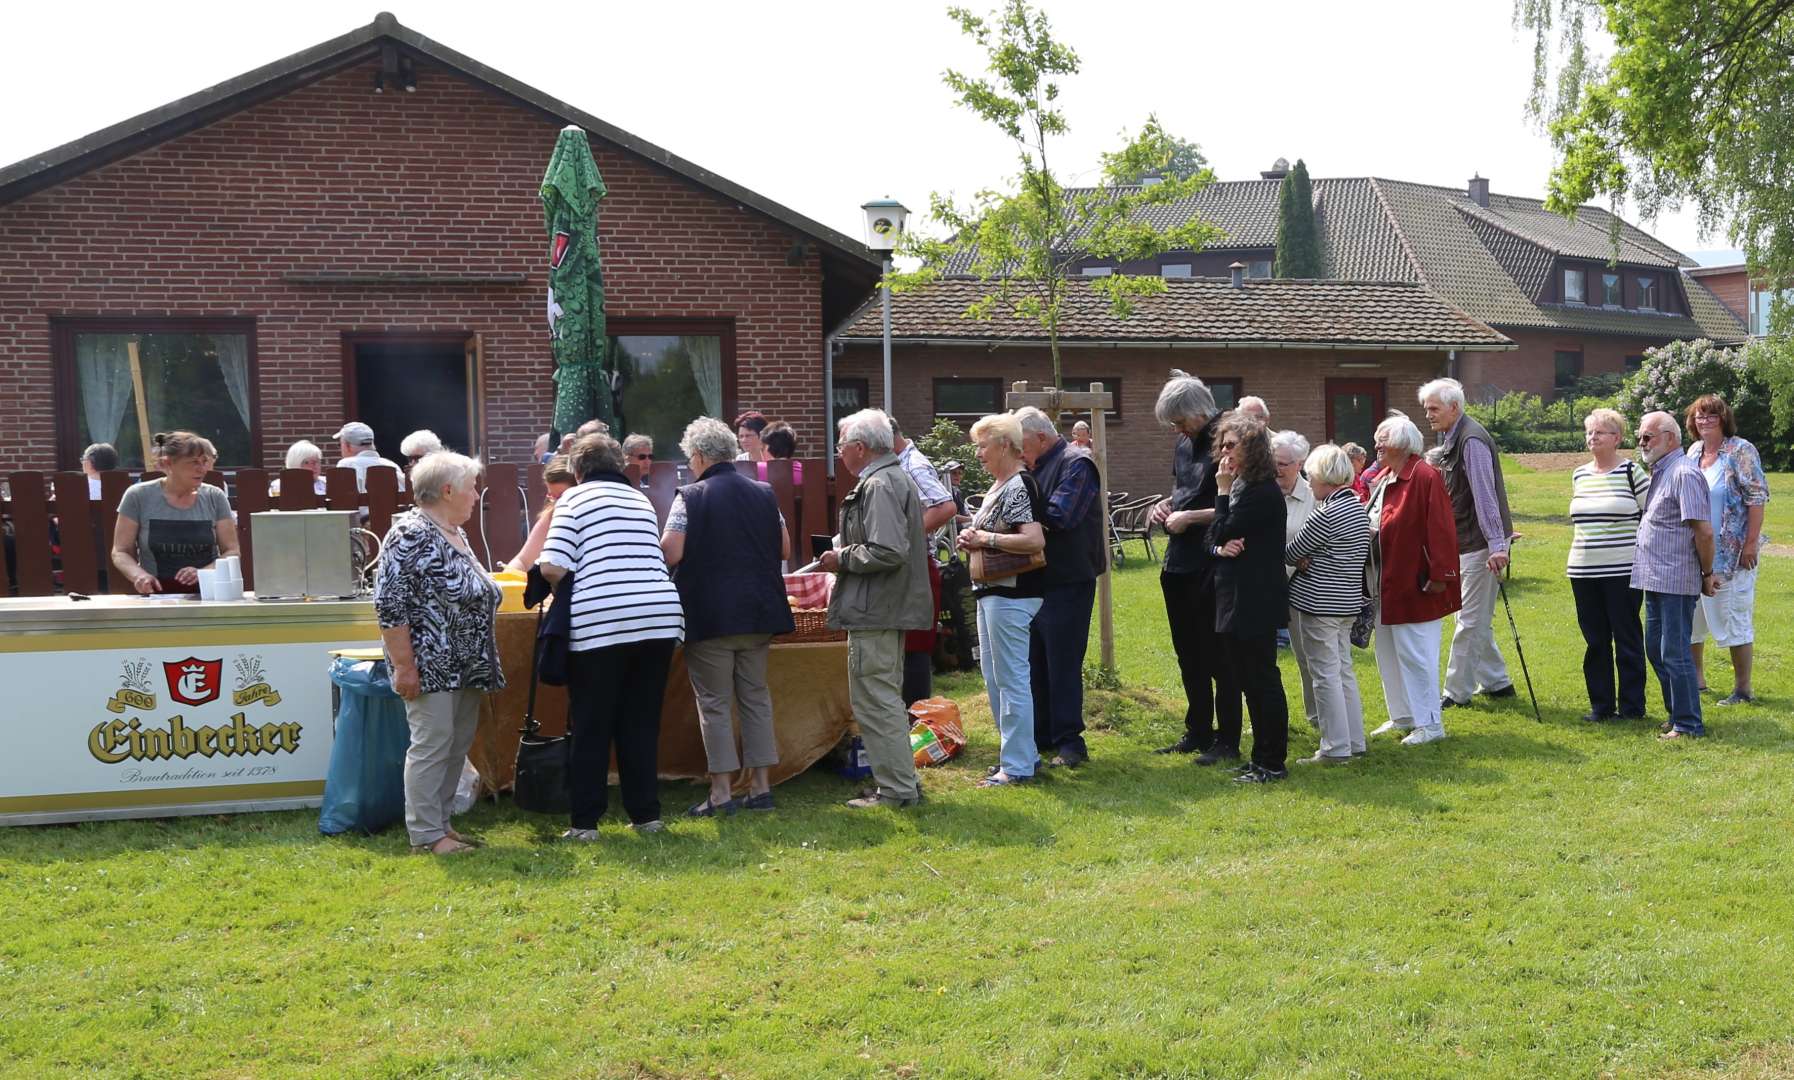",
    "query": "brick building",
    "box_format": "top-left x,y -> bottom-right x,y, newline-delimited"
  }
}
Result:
0,14 -> 879,472
836,276 -> 1512,497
